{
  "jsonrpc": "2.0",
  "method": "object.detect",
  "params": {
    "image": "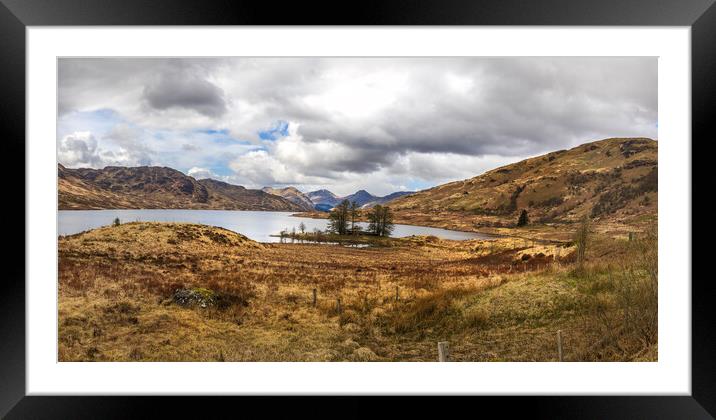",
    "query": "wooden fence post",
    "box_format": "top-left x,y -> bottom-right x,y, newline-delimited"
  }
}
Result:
395,286 -> 400,302
438,341 -> 449,362
336,298 -> 342,314
557,330 -> 563,362
312,288 -> 317,307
